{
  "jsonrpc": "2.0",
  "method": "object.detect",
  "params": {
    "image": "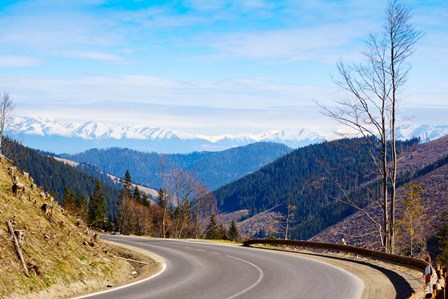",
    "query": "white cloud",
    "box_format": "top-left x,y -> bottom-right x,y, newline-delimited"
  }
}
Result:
2,74 -> 337,109
0,55 -> 42,67
190,20 -> 371,62
67,51 -> 122,61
